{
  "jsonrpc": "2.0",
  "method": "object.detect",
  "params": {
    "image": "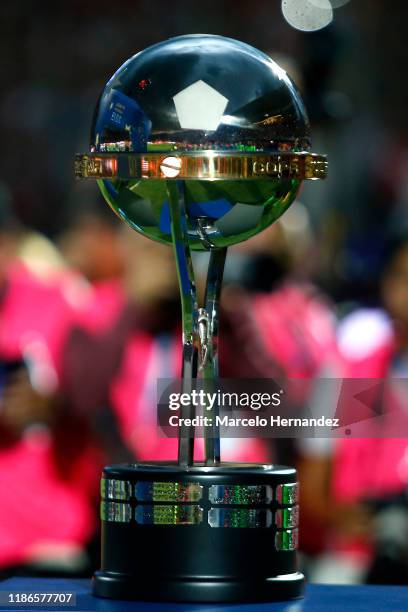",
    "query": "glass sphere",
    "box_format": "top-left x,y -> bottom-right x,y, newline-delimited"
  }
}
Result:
90,34 -> 311,250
